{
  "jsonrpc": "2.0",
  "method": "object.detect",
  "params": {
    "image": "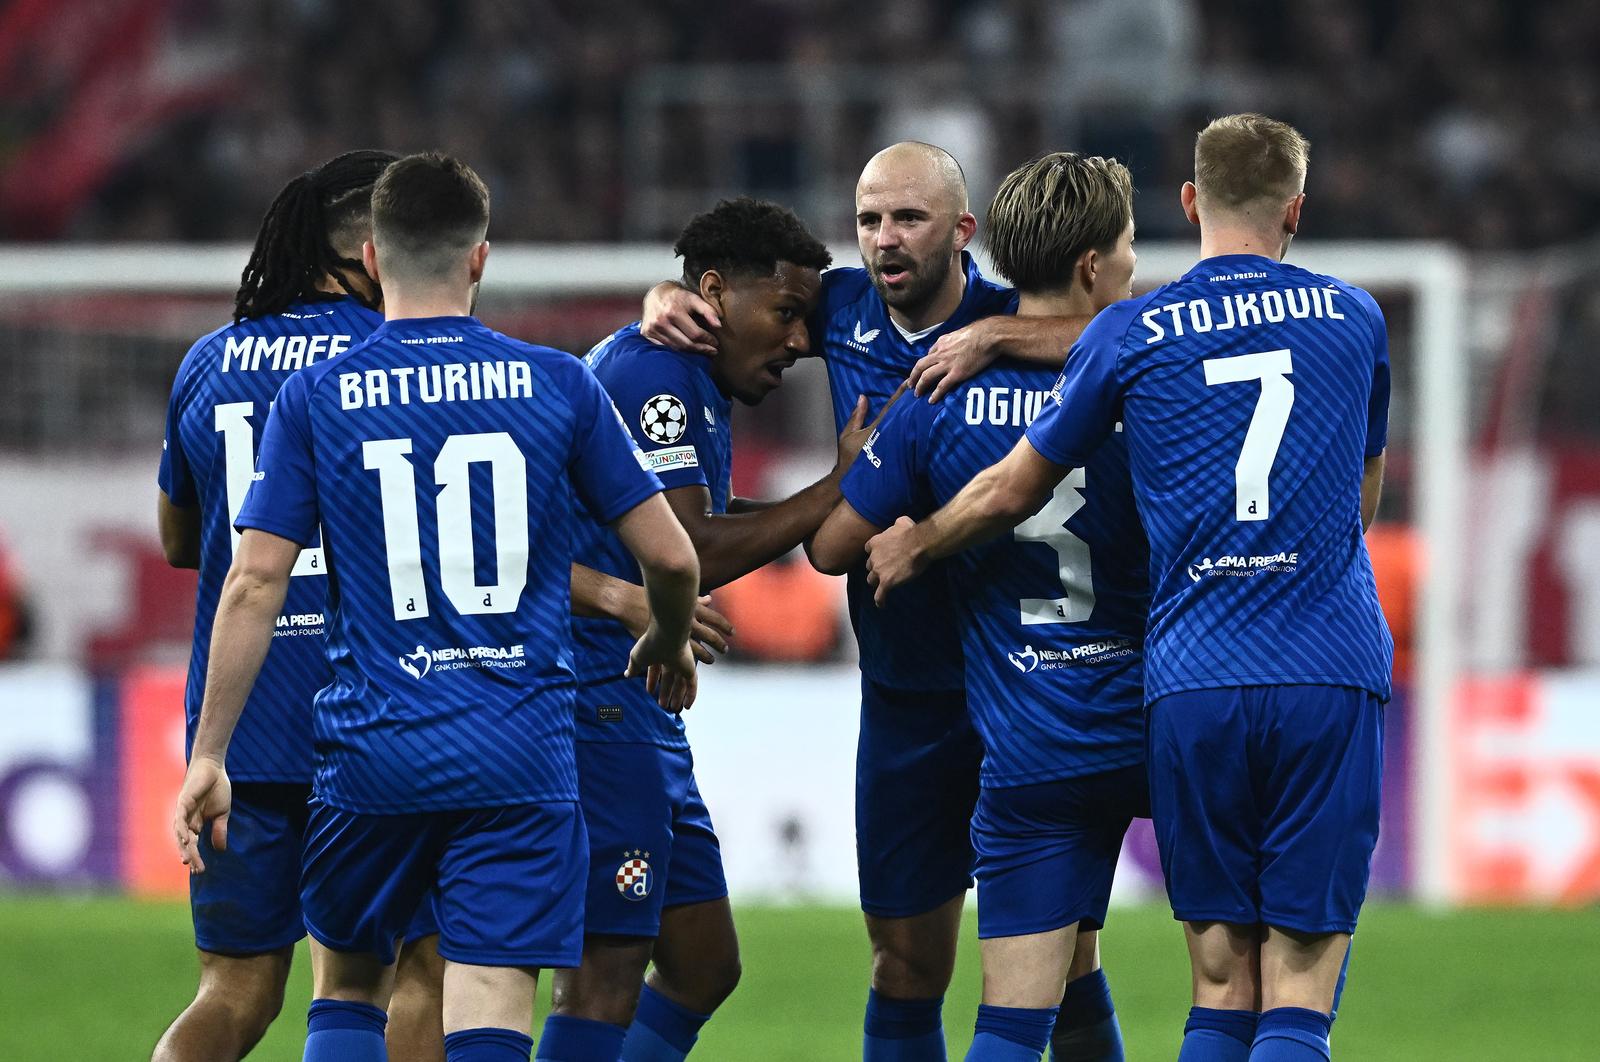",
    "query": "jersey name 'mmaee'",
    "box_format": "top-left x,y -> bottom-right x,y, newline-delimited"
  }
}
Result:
223,333 -> 354,373
1140,284 -> 1346,344
338,360 -> 538,410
